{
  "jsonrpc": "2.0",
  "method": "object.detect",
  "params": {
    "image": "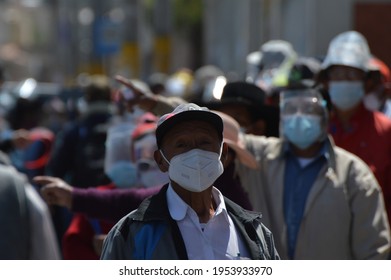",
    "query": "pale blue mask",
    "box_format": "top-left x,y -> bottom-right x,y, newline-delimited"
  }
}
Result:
328,81 -> 365,110
136,158 -> 169,188
139,169 -> 169,188
282,114 -> 322,149
106,161 -> 138,189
